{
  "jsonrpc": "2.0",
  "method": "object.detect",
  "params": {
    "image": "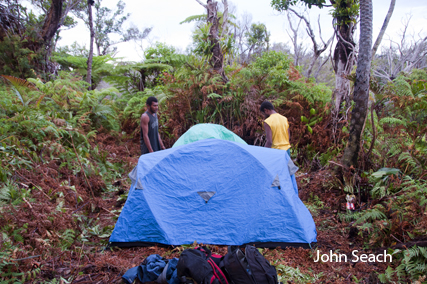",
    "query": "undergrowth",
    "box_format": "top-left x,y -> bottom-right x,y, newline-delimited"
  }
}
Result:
0,48 -> 425,283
